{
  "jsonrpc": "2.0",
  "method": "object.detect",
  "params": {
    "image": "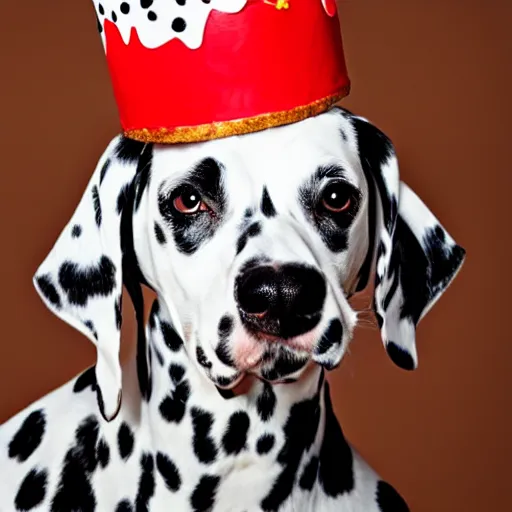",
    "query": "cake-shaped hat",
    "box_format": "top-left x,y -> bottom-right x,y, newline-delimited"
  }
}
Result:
94,0 -> 350,143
